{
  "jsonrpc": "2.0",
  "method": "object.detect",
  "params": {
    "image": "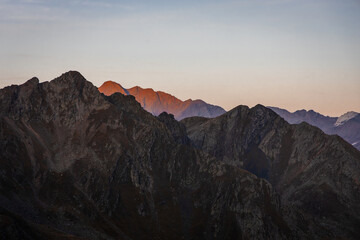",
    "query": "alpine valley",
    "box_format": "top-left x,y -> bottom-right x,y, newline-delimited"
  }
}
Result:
1,71 -> 360,239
